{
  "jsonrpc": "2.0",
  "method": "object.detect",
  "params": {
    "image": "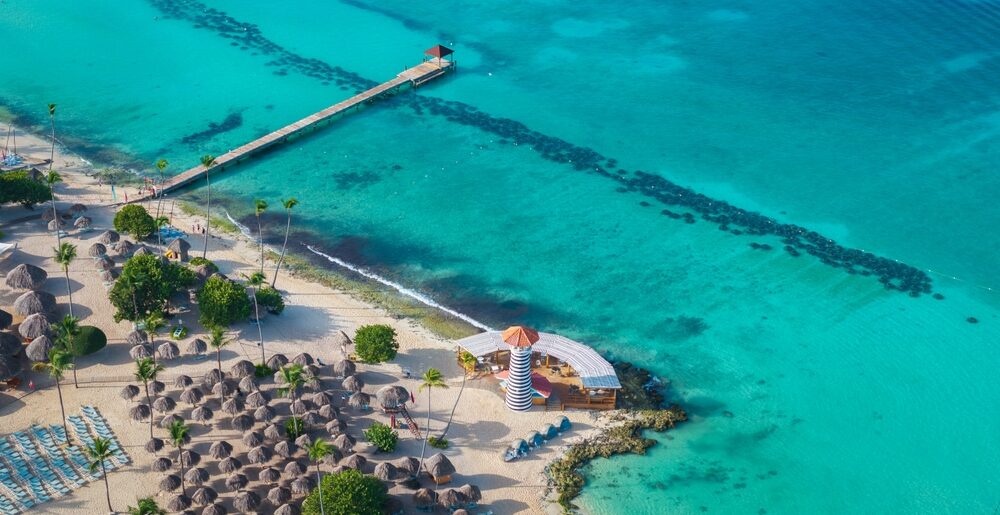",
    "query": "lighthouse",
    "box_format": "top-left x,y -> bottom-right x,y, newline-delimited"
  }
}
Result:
502,325 -> 539,412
